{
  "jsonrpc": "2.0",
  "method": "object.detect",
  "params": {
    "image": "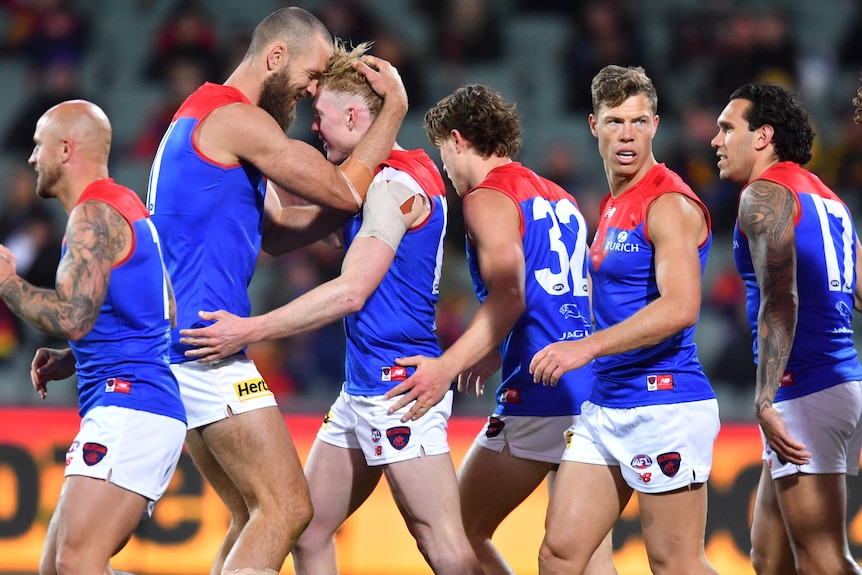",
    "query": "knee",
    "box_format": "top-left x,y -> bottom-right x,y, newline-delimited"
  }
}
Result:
538,540 -> 572,575
53,545 -> 85,575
